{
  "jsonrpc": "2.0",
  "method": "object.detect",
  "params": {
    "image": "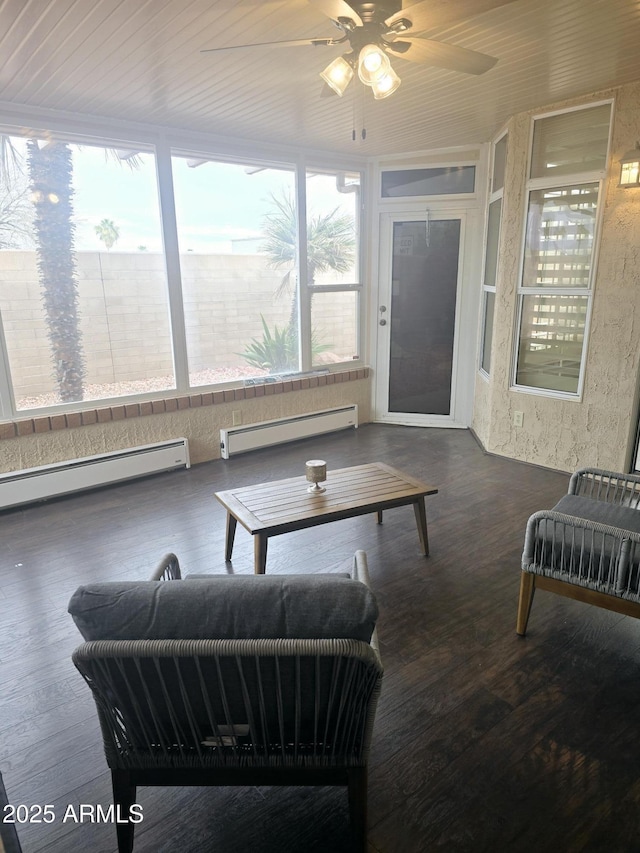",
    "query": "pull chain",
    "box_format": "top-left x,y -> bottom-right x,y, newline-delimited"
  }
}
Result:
352,86 -> 367,142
